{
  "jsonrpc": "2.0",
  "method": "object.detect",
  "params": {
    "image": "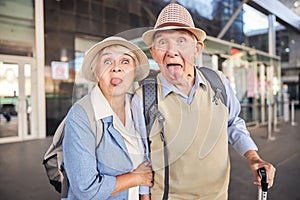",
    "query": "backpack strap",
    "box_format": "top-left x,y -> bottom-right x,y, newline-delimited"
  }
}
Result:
140,70 -> 159,136
142,68 -> 227,132
76,94 -> 103,146
197,67 -> 227,106
141,67 -> 227,200
141,70 -> 169,200
60,94 -> 102,197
